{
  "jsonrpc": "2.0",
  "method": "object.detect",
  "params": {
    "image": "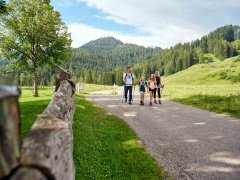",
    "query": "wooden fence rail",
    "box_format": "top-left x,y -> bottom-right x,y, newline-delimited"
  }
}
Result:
0,67 -> 75,180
